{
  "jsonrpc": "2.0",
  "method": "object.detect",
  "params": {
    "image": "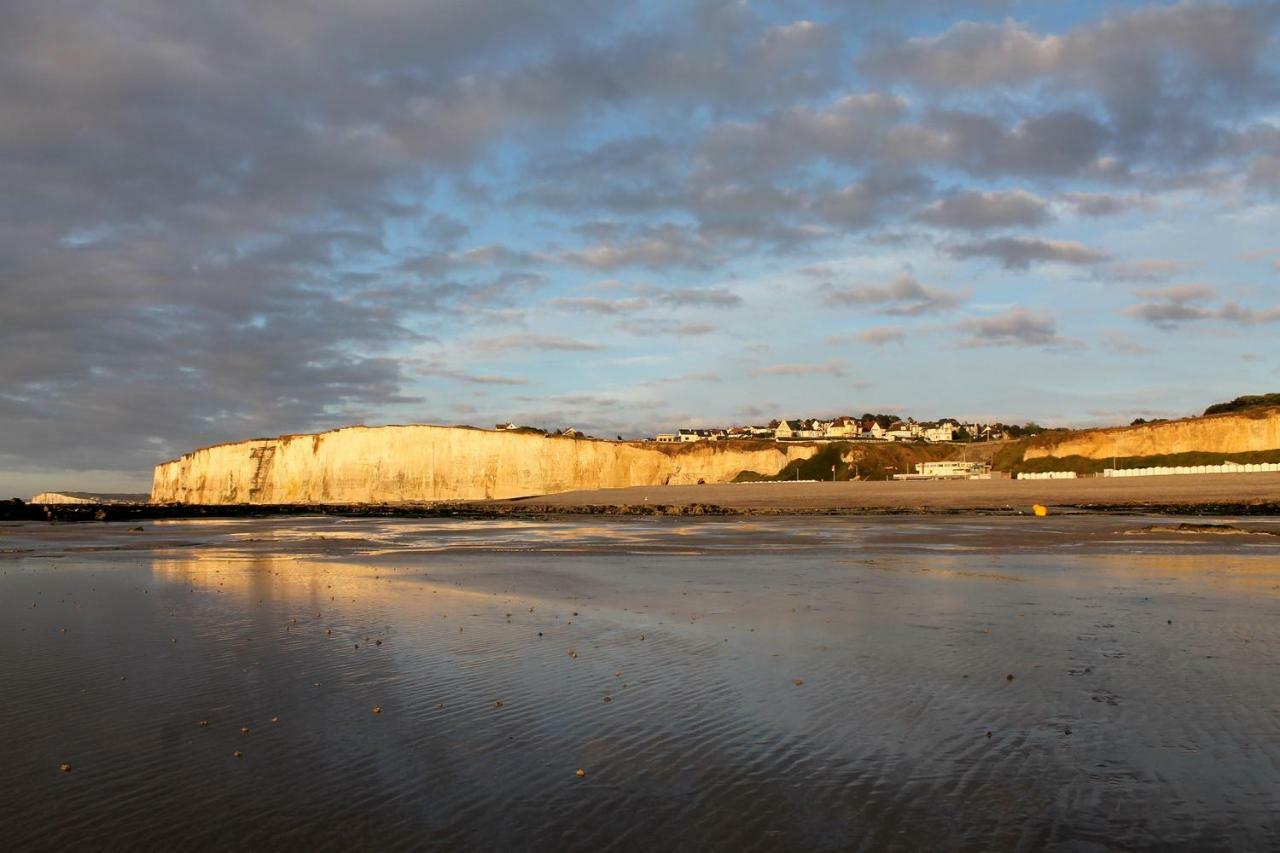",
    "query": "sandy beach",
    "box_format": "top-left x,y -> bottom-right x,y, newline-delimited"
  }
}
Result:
3,514 -> 1280,850
498,471 -> 1280,513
